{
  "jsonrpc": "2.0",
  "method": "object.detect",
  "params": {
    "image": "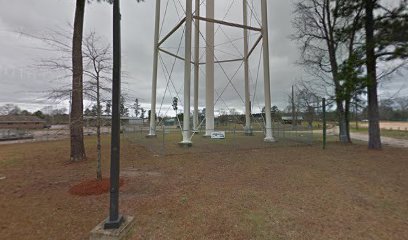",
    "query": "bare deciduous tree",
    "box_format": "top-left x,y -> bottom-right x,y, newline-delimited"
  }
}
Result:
295,83 -> 322,128
70,0 -> 144,162
22,29 -> 112,178
83,32 -> 112,180
0,104 -> 23,116
293,0 -> 355,143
